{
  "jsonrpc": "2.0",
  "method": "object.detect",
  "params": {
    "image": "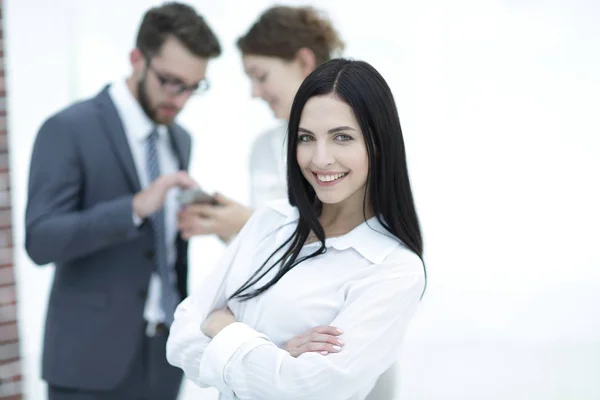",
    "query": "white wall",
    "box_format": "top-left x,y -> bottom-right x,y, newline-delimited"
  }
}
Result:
5,0 -> 600,399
